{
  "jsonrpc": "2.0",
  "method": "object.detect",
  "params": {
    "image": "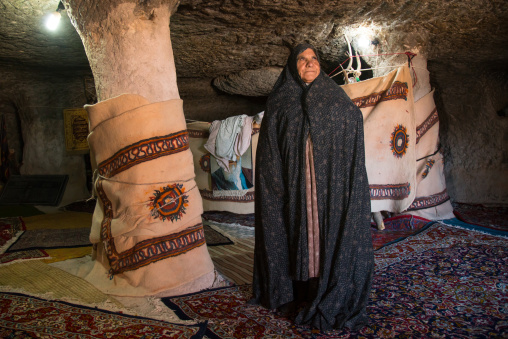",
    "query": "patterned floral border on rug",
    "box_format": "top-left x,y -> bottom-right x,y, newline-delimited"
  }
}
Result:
0,292 -> 207,338
453,202 -> 508,232
0,249 -> 49,265
204,225 -> 234,246
0,217 -> 25,254
0,217 -> 49,264
371,214 -> 431,250
162,223 -> 508,338
202,211 -> 255,227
